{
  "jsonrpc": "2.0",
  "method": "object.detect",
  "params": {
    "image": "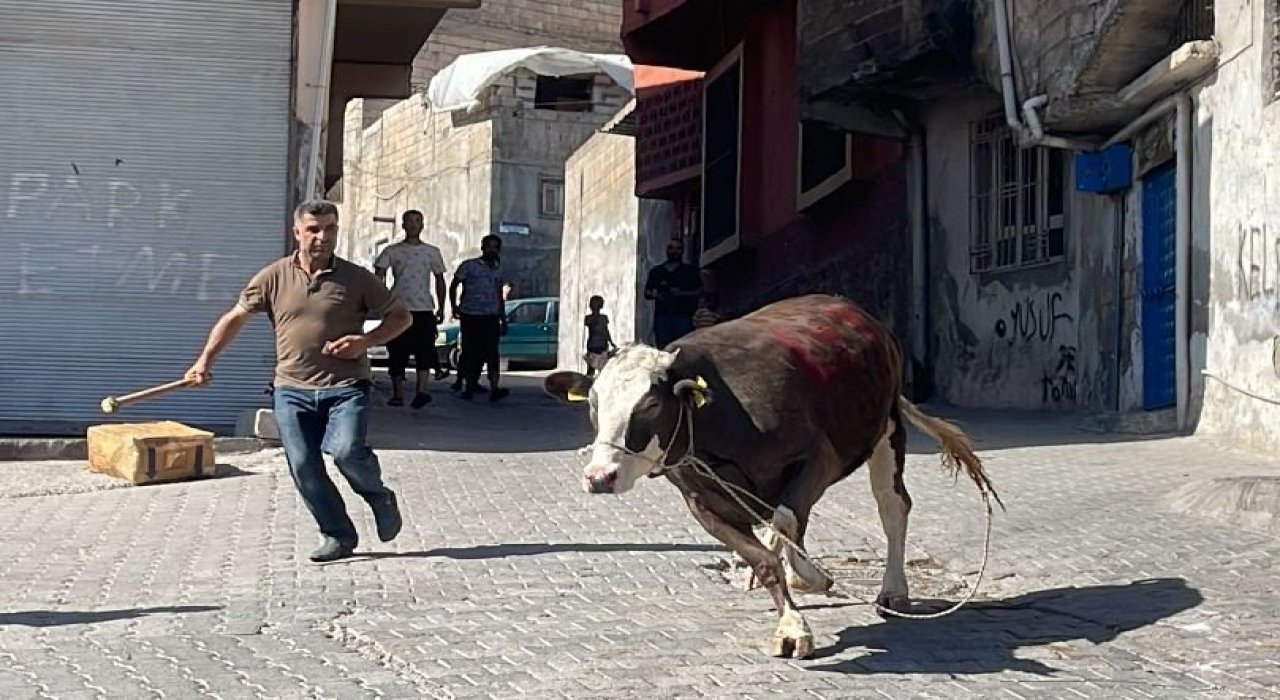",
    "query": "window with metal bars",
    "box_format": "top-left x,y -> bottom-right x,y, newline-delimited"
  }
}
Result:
969,115 -> 1067,274
1170,0 -> 1215,49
